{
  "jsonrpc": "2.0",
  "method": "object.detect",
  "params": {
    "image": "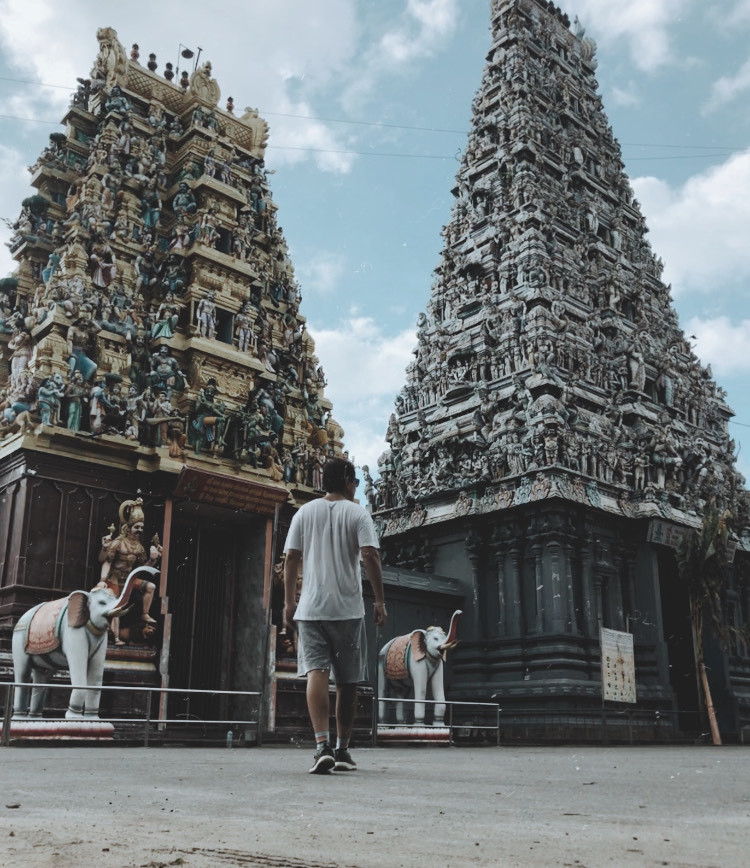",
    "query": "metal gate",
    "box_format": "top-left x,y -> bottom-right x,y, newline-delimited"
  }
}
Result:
167,523 -> 237,722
